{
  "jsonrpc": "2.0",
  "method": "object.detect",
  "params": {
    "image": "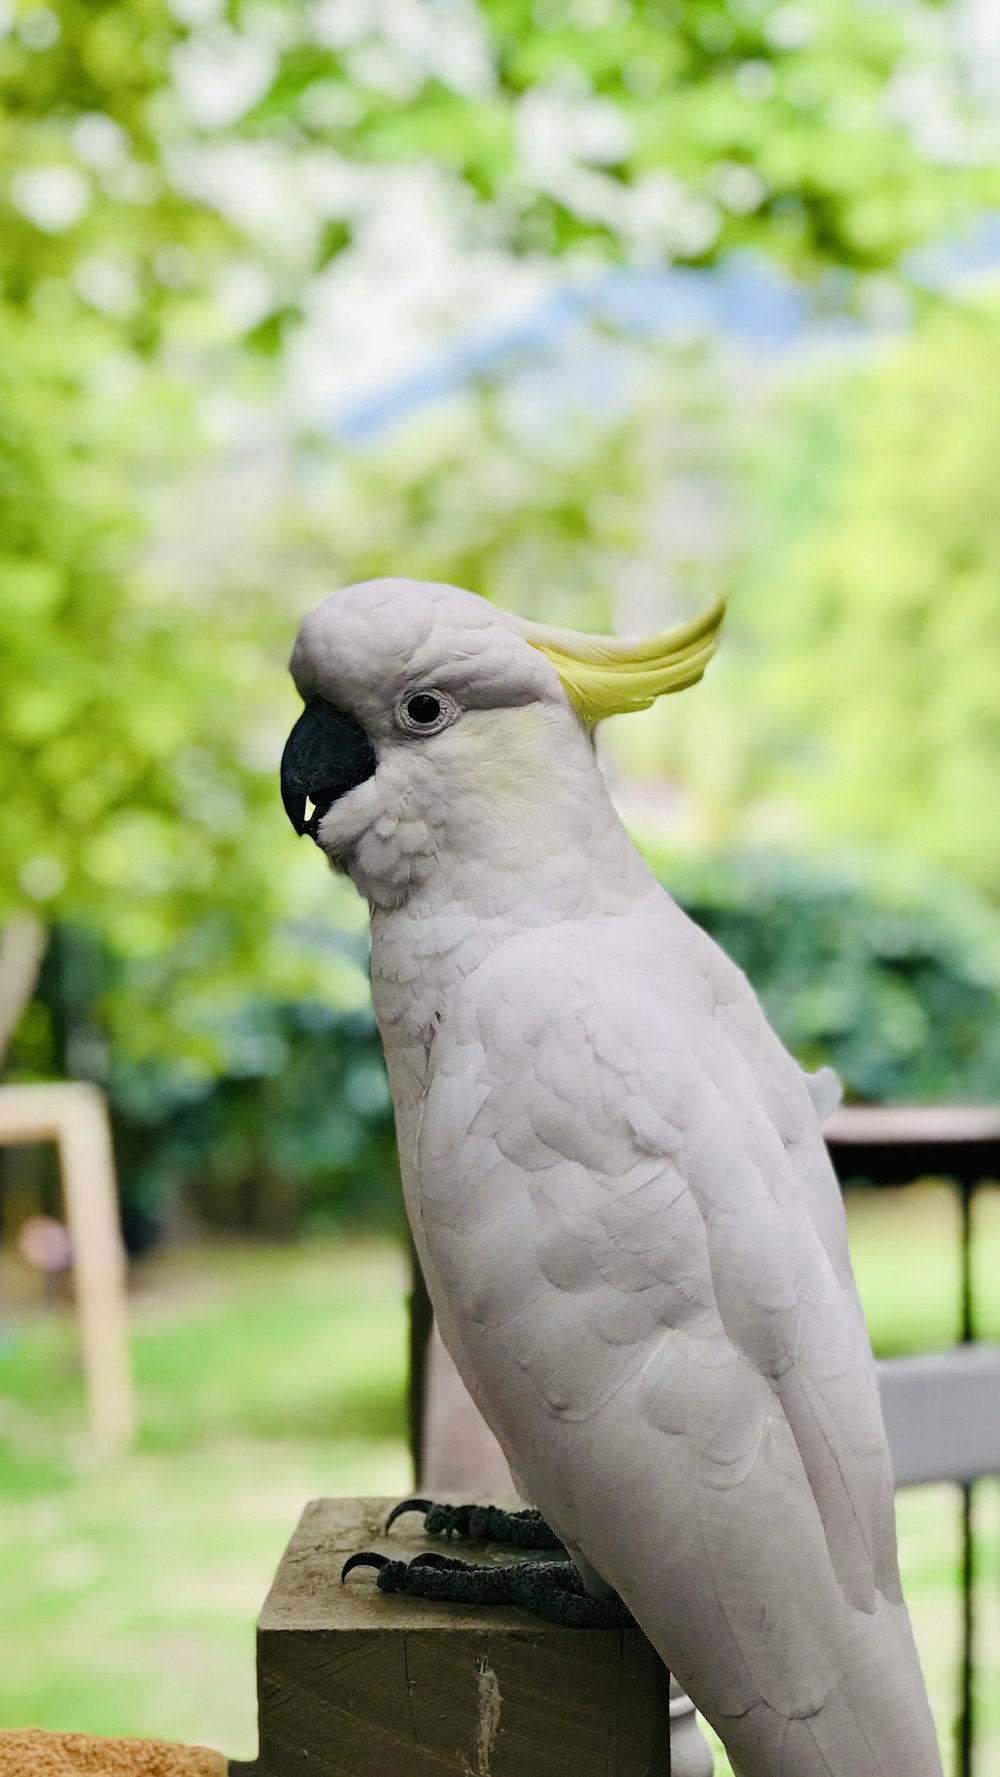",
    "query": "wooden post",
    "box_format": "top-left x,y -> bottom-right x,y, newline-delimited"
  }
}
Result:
258,1497 -> 672,1777
0,1080 -> 136,1452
